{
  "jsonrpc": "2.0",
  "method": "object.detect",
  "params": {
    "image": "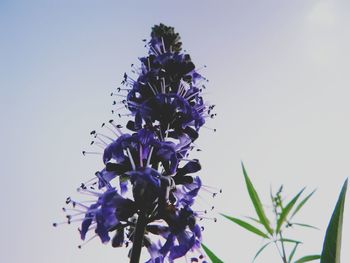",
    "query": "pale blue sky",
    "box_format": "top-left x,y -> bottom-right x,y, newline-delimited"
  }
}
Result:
1,0 -> 349,262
